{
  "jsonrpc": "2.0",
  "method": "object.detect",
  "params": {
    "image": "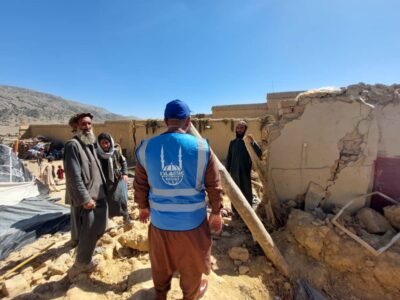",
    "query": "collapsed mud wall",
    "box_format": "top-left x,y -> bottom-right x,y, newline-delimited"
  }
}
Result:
21,83 -> 400,208
278,209 -> 400,300
22,117 -> 262,165
133,118 -> 263,160
267,83 -> 400,209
